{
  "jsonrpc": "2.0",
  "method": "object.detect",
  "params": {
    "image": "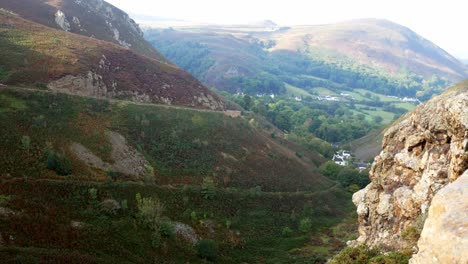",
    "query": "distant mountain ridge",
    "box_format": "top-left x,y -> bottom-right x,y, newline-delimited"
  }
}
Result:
268,18 -> 467,81
145,19 -> 467,99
